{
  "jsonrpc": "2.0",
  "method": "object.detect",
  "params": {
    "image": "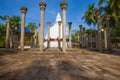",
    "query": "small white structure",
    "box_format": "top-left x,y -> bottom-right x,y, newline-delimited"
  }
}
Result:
44,12 -> 69,47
